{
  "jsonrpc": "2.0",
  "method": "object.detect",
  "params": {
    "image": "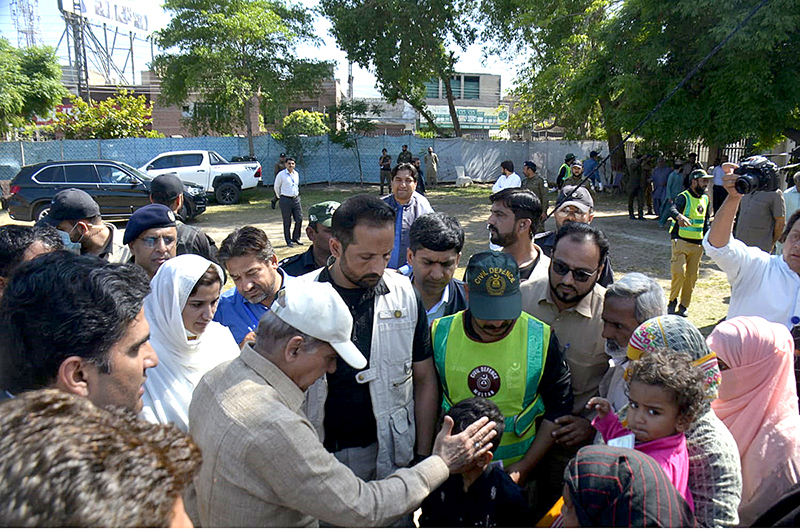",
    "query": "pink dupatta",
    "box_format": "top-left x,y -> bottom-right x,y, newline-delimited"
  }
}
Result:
708,316 -> 800,502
